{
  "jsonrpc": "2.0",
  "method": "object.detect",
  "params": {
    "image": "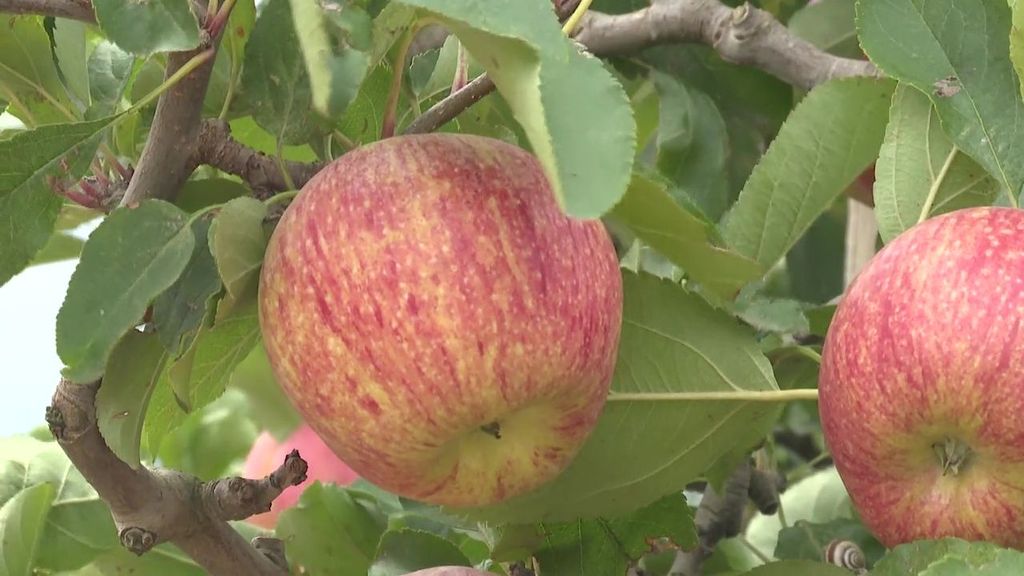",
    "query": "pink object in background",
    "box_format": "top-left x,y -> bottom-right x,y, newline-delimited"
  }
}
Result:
243,424 -> 361,528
